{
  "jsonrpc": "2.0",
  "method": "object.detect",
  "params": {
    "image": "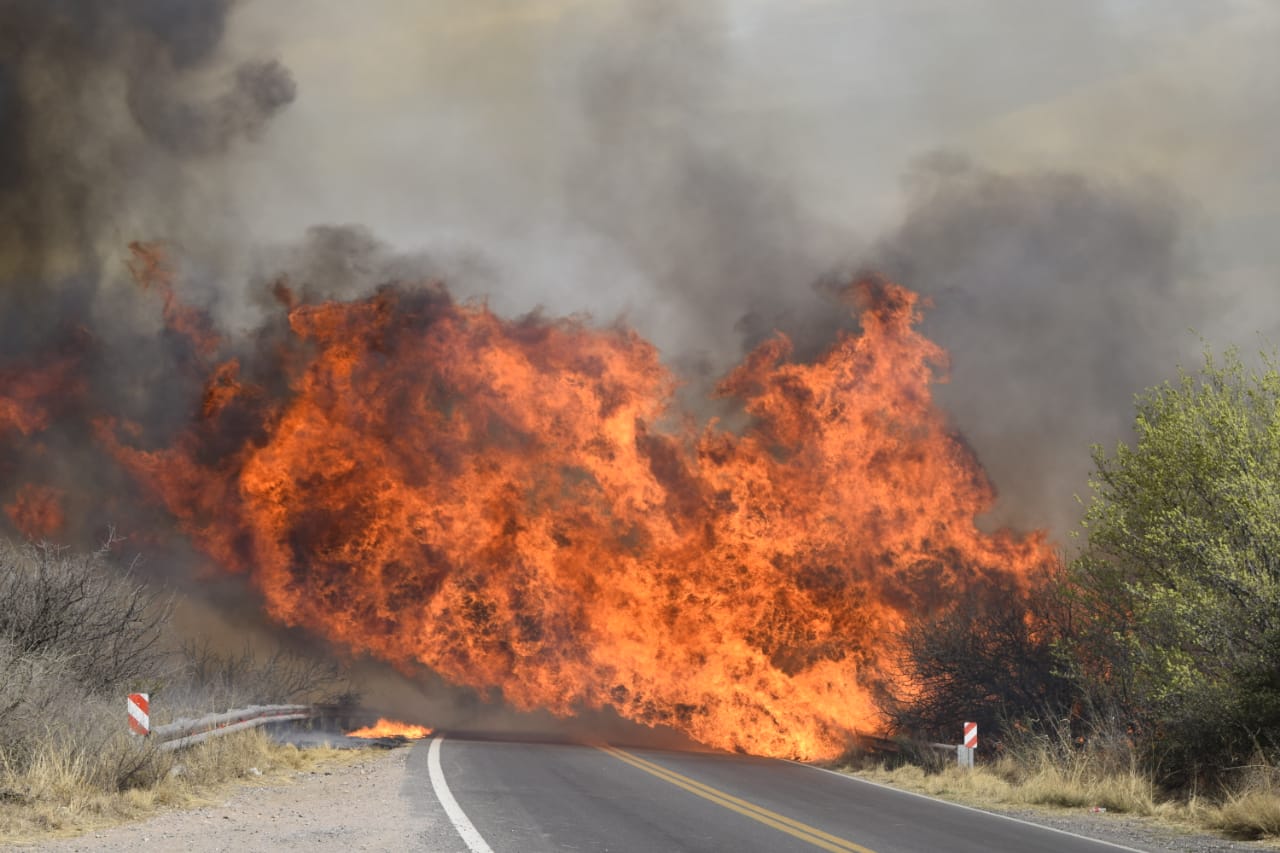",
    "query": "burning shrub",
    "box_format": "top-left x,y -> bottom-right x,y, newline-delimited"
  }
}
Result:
174,639 -> 354,710
878,577 -> 1077,748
